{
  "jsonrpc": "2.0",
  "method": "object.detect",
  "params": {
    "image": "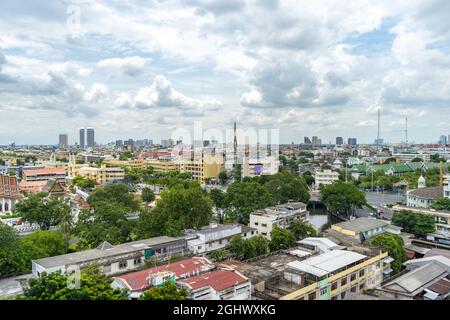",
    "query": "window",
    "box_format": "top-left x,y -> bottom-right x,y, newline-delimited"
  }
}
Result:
197,246 -> 202,250
350,286 -> 356,293
254,222 -> 259,226
320,287 -> 328,296
331,282 -> 338,291
119,261 -> 128,269
359,269 -> 365,277
341,277 -> 347,286
308,292 -> 316,300
134,258 -> 142,265
350,273 -> 356,281
360,284 -> 365,291
341,291 -> 346,299
261,223 -> 267,227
